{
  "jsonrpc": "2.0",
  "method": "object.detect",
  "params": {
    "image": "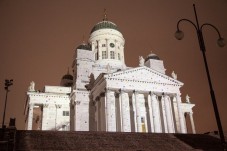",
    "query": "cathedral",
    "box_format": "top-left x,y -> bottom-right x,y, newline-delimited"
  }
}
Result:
24,14 -> 196,134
